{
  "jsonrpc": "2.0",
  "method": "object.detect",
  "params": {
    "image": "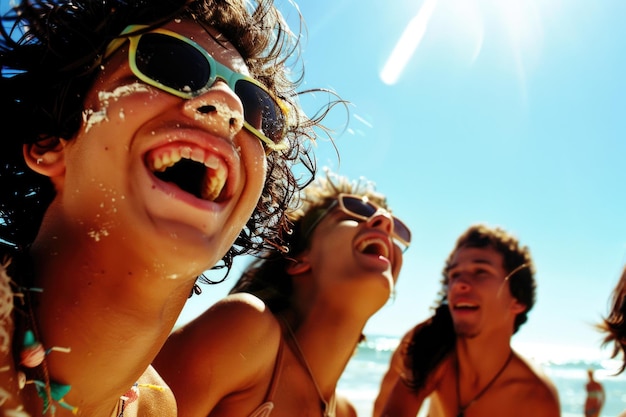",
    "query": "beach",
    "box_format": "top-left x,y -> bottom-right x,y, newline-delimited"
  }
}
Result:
337,335 -> 626,416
